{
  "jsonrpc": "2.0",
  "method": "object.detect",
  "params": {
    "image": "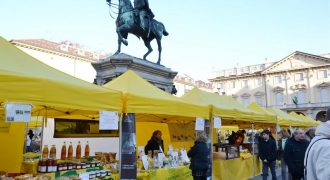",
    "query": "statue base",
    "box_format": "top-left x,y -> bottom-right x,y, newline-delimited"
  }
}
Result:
92,53 -> 178,93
